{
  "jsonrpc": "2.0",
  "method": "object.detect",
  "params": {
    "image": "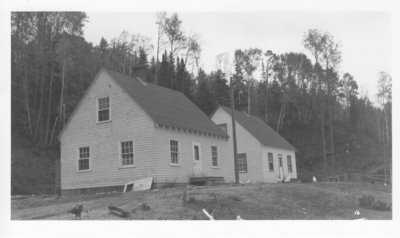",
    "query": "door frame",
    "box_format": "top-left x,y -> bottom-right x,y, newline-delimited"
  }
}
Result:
278,154 -> 284,178
192,142 -> 202,176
